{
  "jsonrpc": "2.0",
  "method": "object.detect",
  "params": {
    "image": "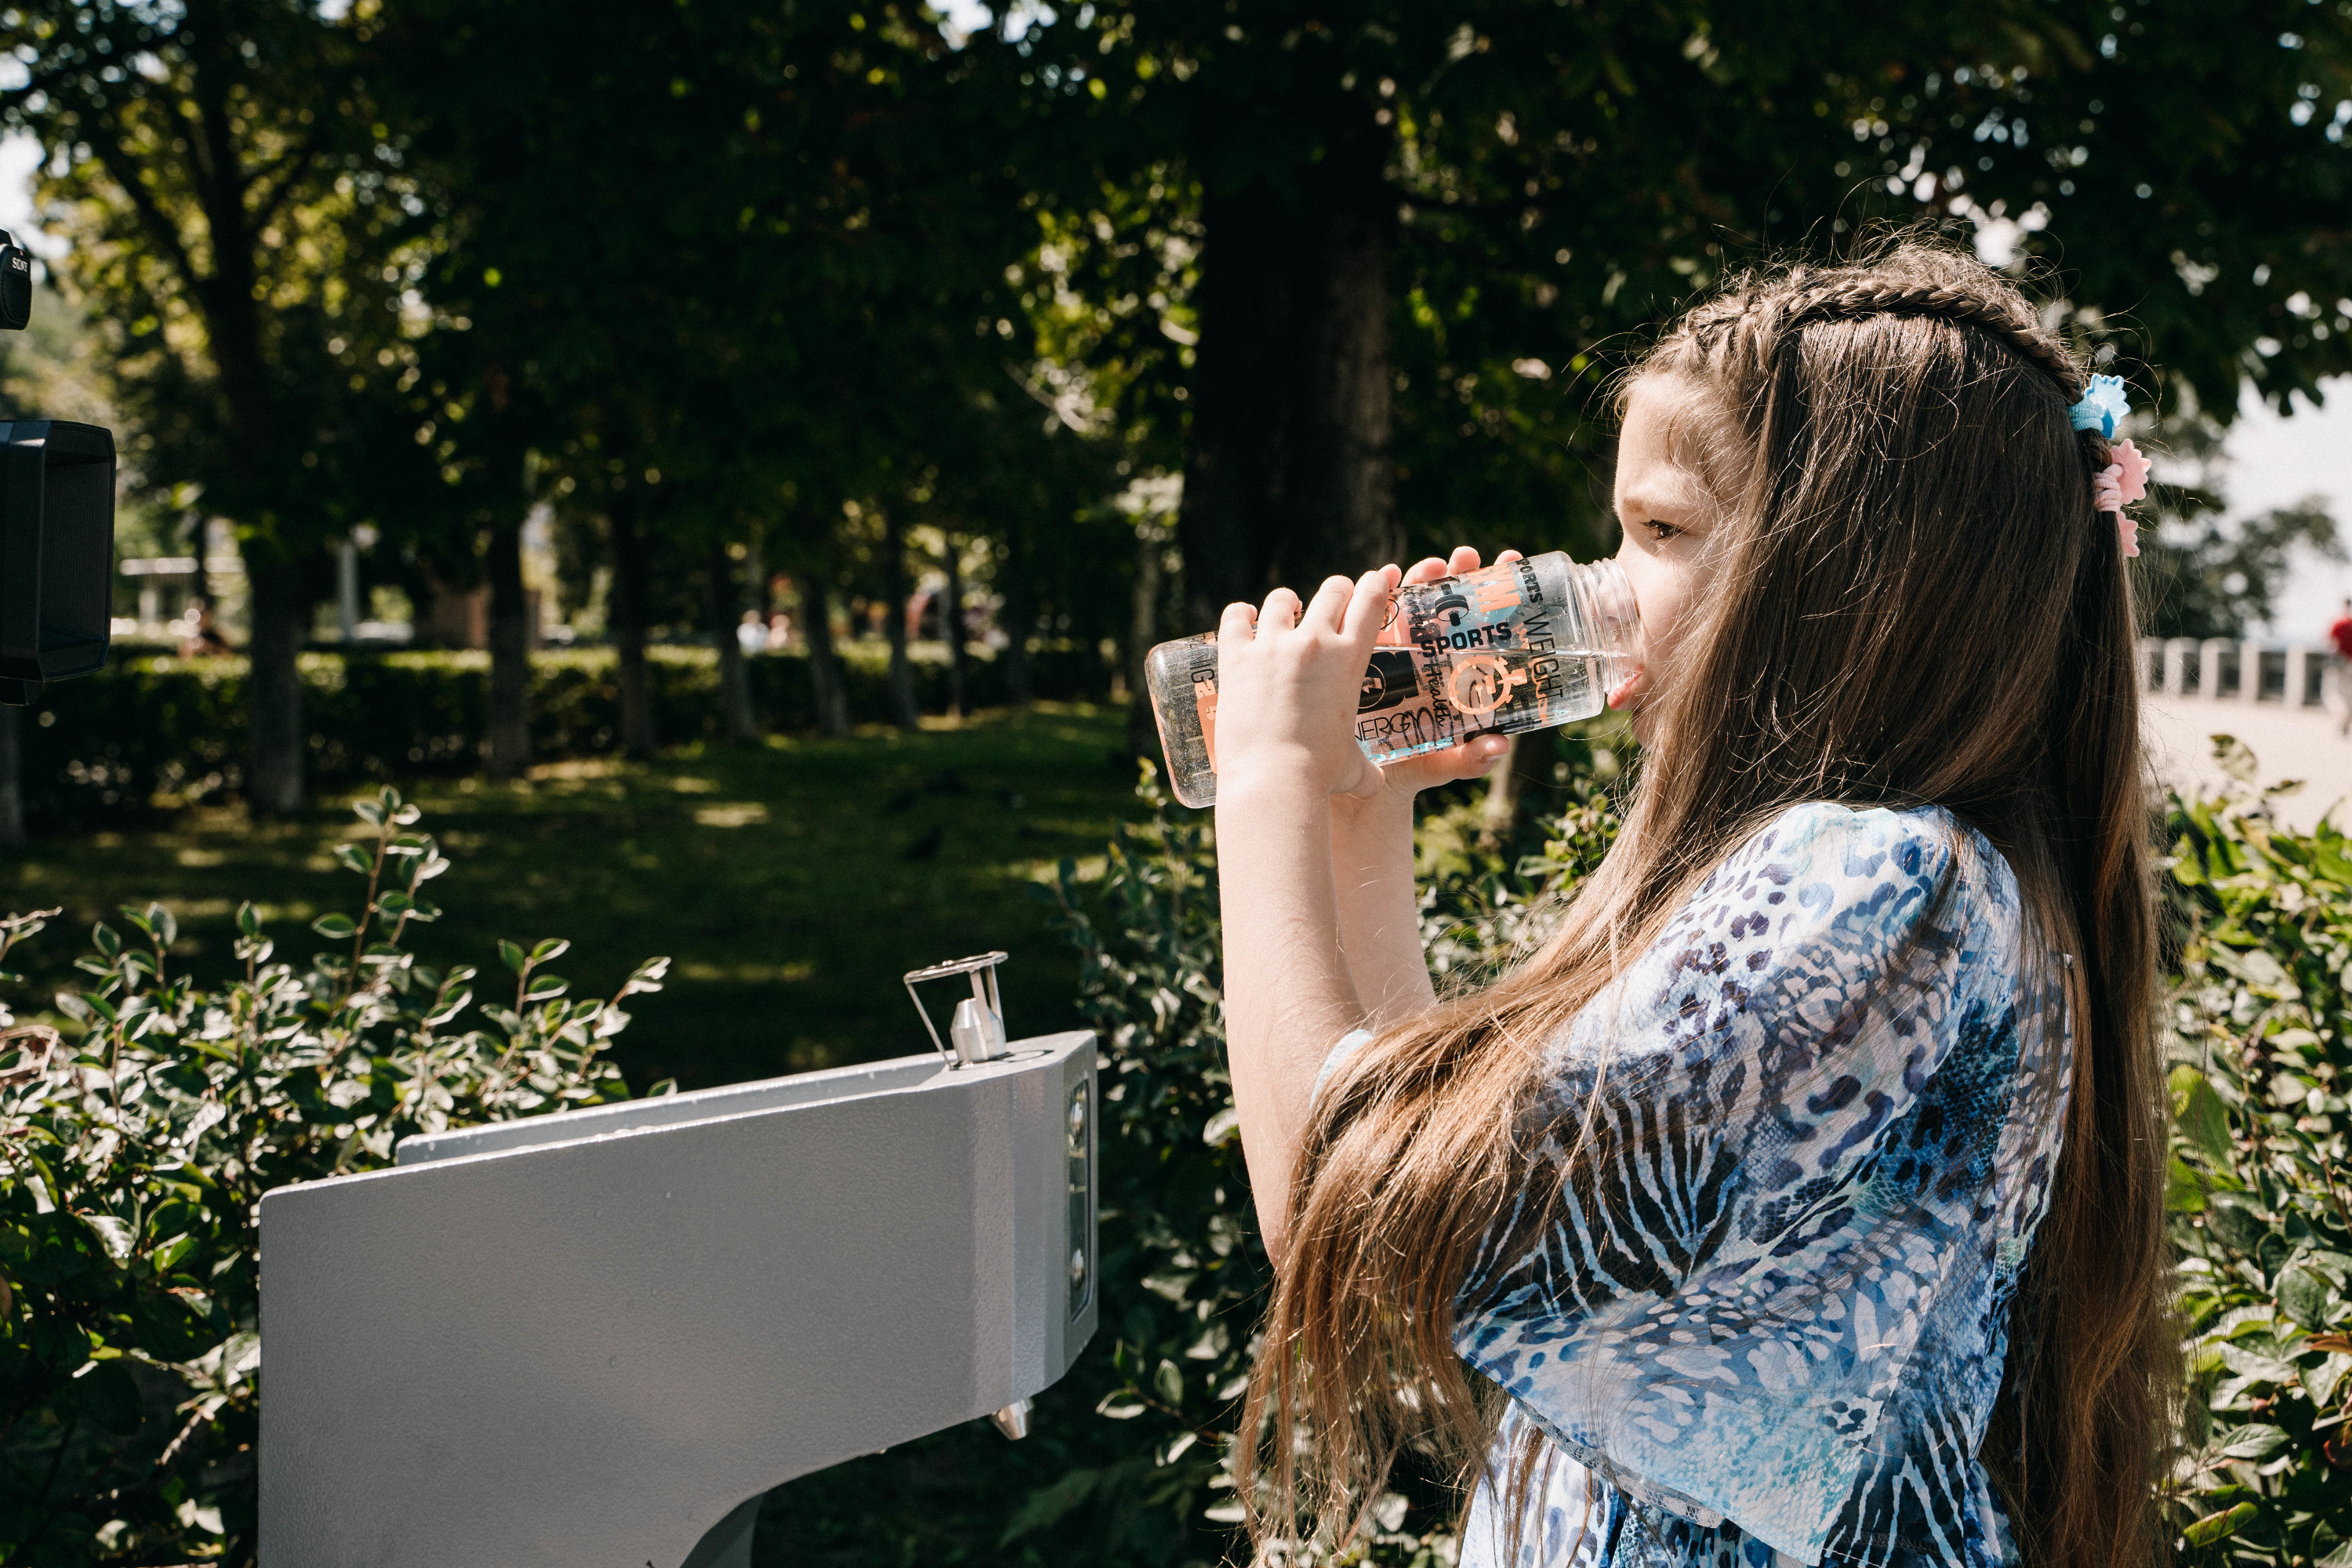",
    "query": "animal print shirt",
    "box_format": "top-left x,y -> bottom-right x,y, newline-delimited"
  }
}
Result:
1325,803 -> 2071,1568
